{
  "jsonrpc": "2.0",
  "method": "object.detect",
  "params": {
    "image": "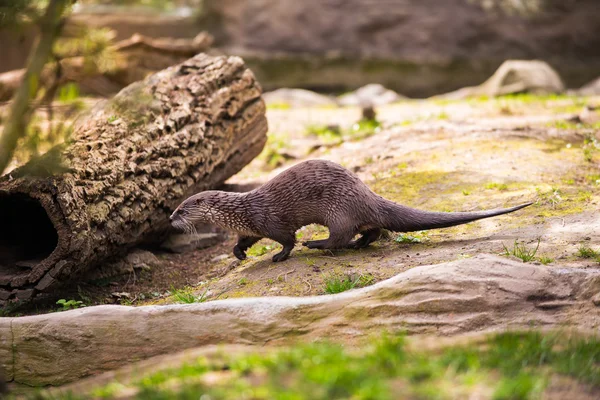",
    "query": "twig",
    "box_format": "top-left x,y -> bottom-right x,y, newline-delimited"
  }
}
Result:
277,269 -> 296,282
302,278 -> 312,293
